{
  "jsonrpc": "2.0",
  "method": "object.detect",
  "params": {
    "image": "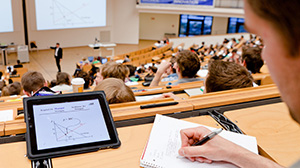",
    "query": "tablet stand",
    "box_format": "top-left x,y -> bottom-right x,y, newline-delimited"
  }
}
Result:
31,158 -> 53,168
